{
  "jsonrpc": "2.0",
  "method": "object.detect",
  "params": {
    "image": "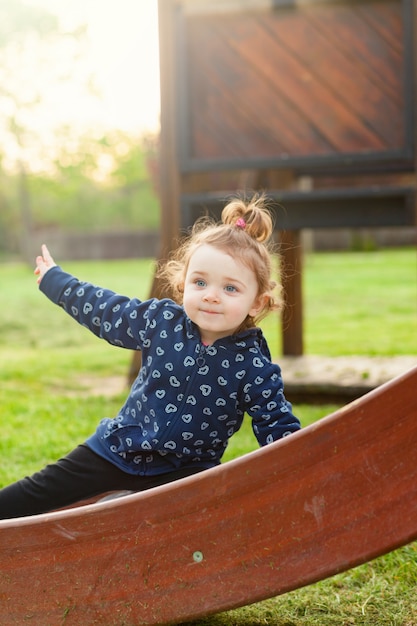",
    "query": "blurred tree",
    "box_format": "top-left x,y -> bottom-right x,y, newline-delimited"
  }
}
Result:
30,129 -> 160,232
0,0 -> 97,260
0,1 -> 160,261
